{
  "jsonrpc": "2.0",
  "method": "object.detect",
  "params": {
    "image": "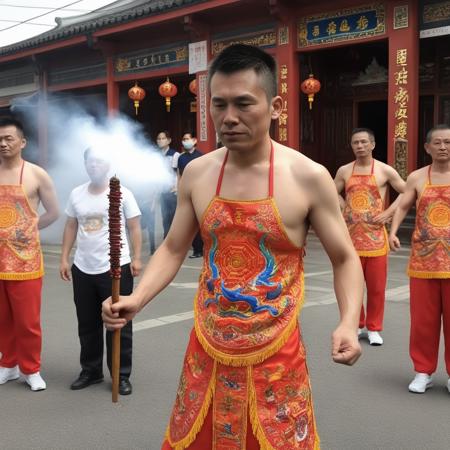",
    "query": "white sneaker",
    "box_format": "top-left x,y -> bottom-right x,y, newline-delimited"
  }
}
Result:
447,378 -> 450,394
368,331 -> 383,346
21,372 -> 46,391
0,365 -> 20,384
408,373 -> 433,393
